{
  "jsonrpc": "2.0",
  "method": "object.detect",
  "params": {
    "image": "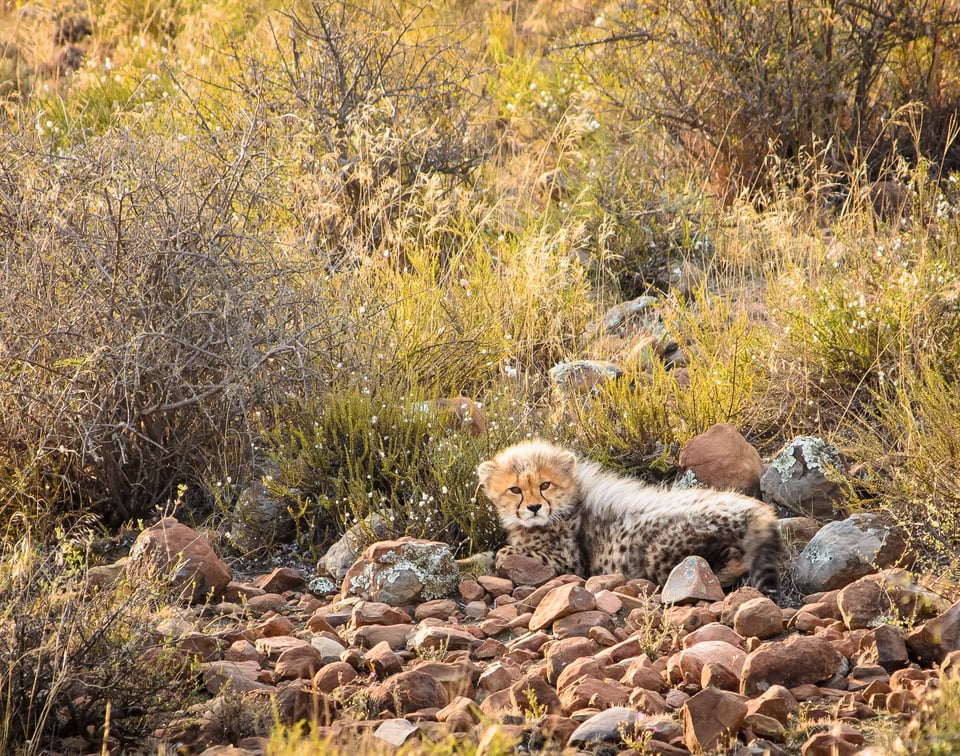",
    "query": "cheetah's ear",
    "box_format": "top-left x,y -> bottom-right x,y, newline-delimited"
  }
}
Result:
553,450 -> 577,476
477,460 -> 498,487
